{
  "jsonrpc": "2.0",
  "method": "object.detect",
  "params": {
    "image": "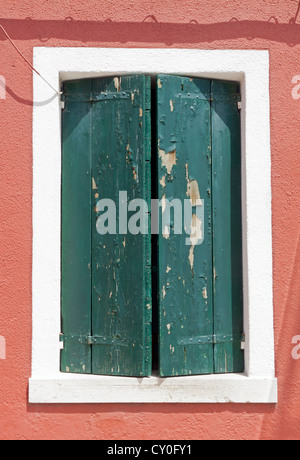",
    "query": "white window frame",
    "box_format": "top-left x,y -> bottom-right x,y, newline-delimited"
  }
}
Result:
29,48 -> 277,404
